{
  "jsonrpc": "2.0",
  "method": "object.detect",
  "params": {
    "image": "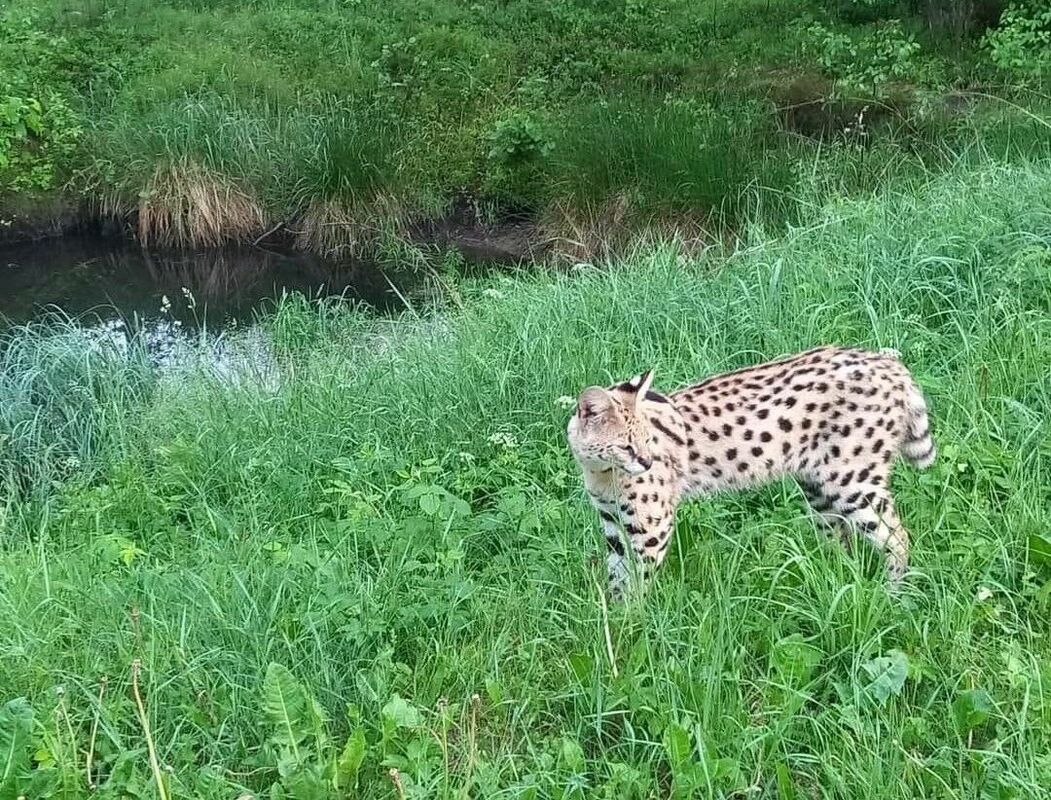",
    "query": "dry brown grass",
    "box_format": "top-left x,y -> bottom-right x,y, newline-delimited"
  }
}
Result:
541,194 -> 717,265
137,161 -> 265,248
292,194 -> 409,259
